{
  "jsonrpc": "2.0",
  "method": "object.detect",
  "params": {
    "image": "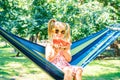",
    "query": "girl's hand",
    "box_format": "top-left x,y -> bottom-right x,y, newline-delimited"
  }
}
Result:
52,44 -> 60,48
52,39 -> 70,46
